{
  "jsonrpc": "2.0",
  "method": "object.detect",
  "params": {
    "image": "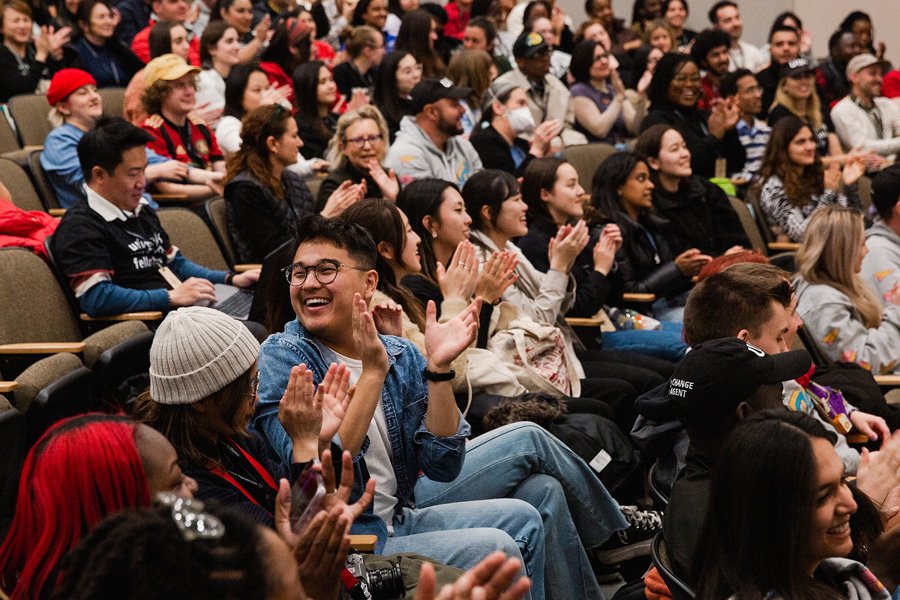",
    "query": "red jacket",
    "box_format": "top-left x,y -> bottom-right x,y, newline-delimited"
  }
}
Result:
0,199 -> 58,259
443,1 -> 469,40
